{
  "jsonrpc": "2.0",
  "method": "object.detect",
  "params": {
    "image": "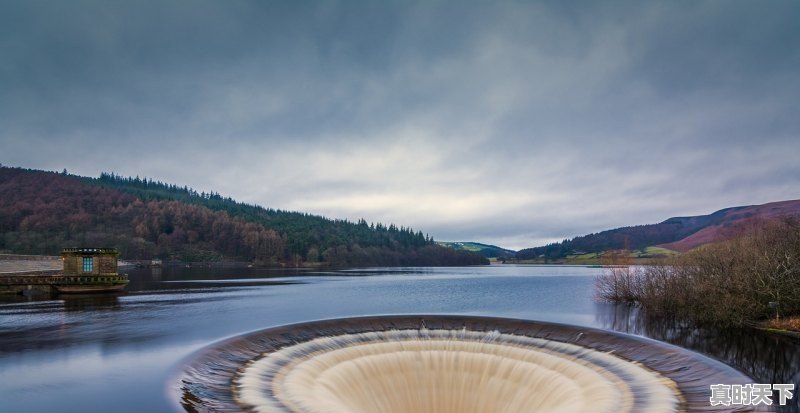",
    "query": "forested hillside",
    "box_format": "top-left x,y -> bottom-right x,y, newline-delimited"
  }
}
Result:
516,200 -> 800,260
0,166 -> 487,266
516,216 -> 725,260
